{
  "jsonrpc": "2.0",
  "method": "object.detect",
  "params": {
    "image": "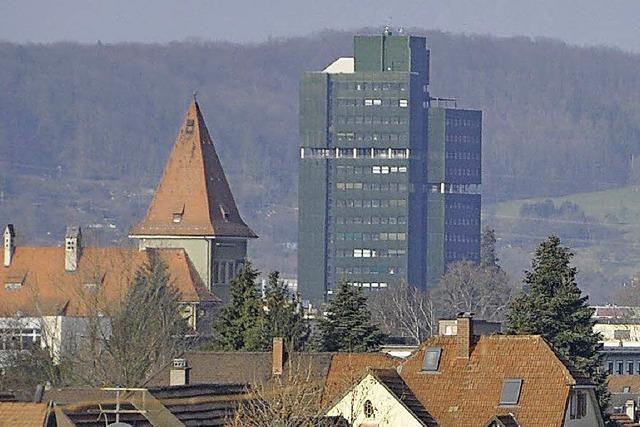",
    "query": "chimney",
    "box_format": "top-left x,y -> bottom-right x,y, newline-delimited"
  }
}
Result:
456,312 -> 474,359
272,337 -> 284,376
169,358 -> 190,386
626,399 -> 636,422
3,224 -> 15,267
64,226 -> 82,272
